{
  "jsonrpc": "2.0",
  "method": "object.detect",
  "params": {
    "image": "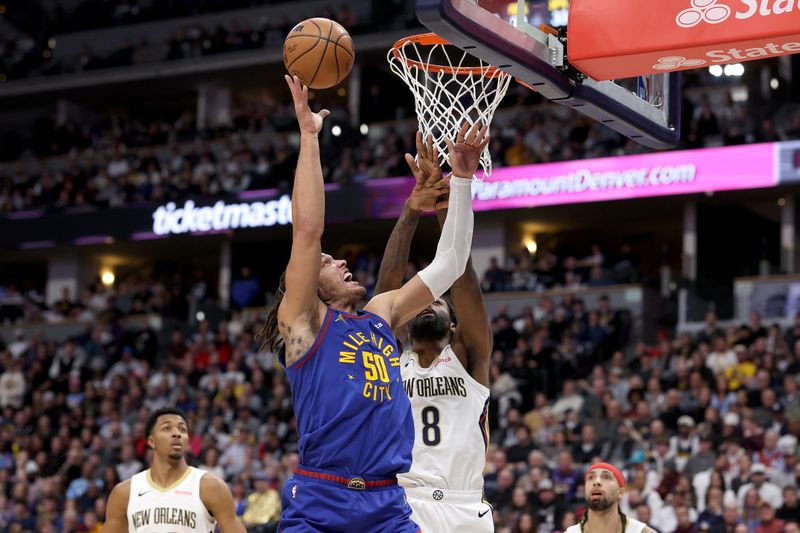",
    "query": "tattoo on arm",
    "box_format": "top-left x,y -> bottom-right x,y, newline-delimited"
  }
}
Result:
280,321 -> 313,364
